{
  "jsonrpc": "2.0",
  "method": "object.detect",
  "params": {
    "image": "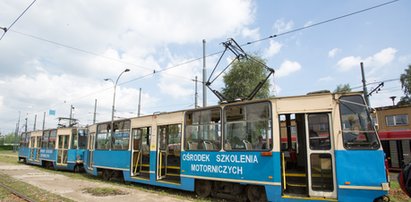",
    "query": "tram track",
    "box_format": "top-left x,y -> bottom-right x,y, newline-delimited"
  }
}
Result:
0,181 -> 36,202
